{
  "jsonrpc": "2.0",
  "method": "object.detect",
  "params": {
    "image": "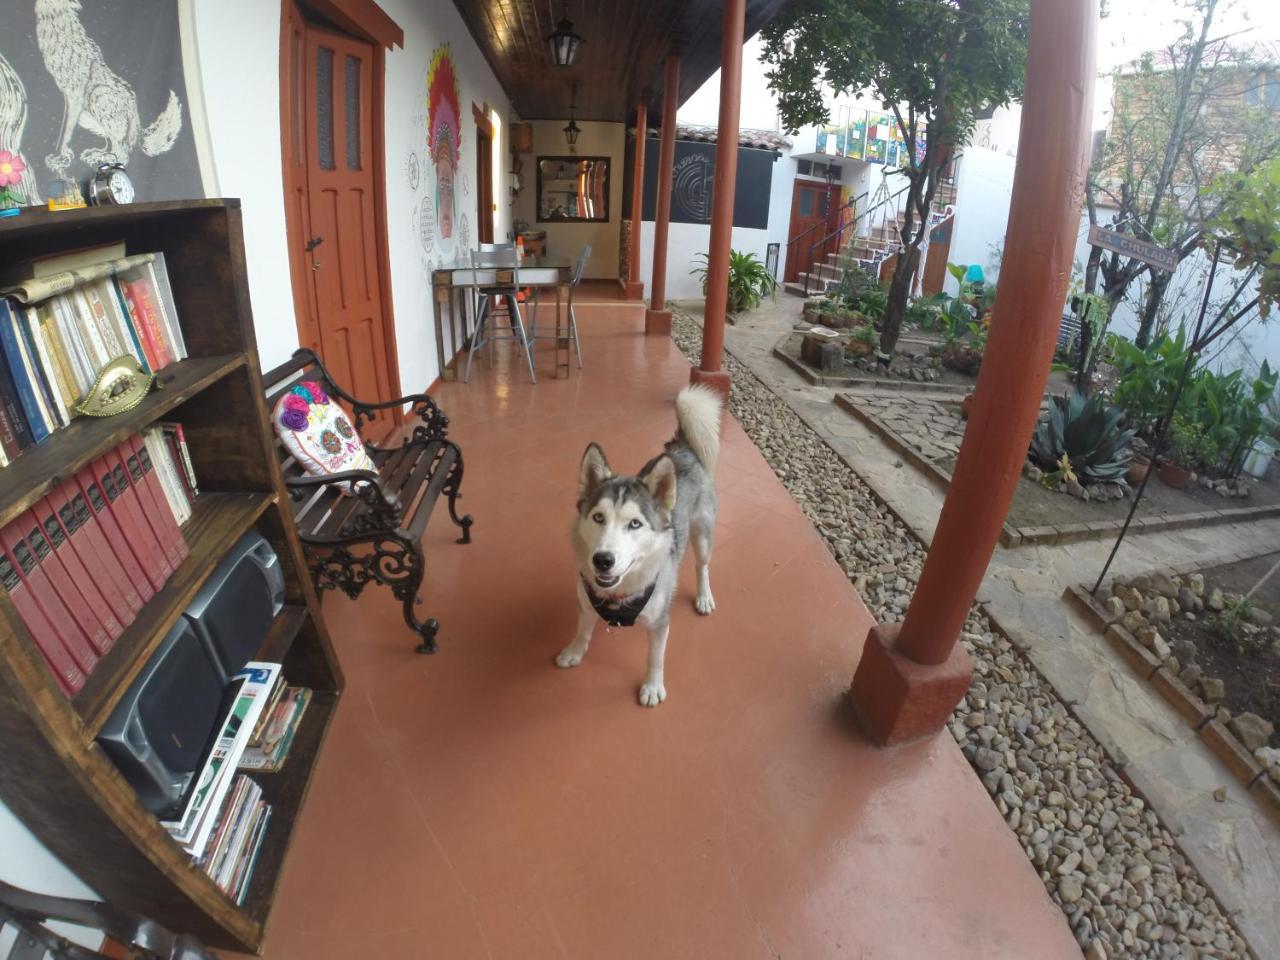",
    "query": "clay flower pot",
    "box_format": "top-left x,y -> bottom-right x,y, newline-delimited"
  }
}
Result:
1126,454 -> 1151,487
1157,460 -> 1191,490
846,339 -> 874,359
959,391 -> 975,420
